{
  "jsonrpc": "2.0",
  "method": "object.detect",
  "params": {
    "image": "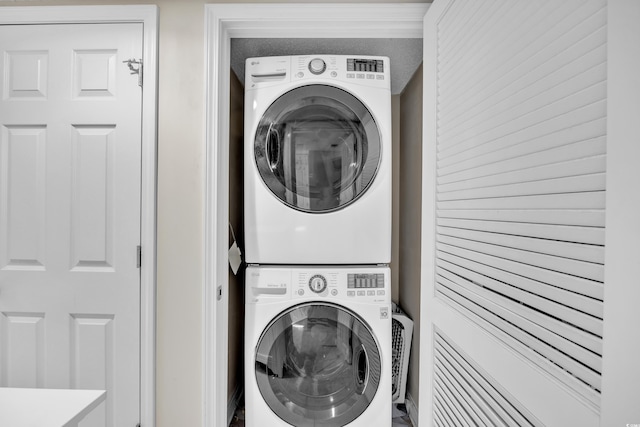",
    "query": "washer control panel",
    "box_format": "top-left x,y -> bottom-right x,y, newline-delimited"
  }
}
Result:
294,268 -> 389,302
246,266 -> 390,303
